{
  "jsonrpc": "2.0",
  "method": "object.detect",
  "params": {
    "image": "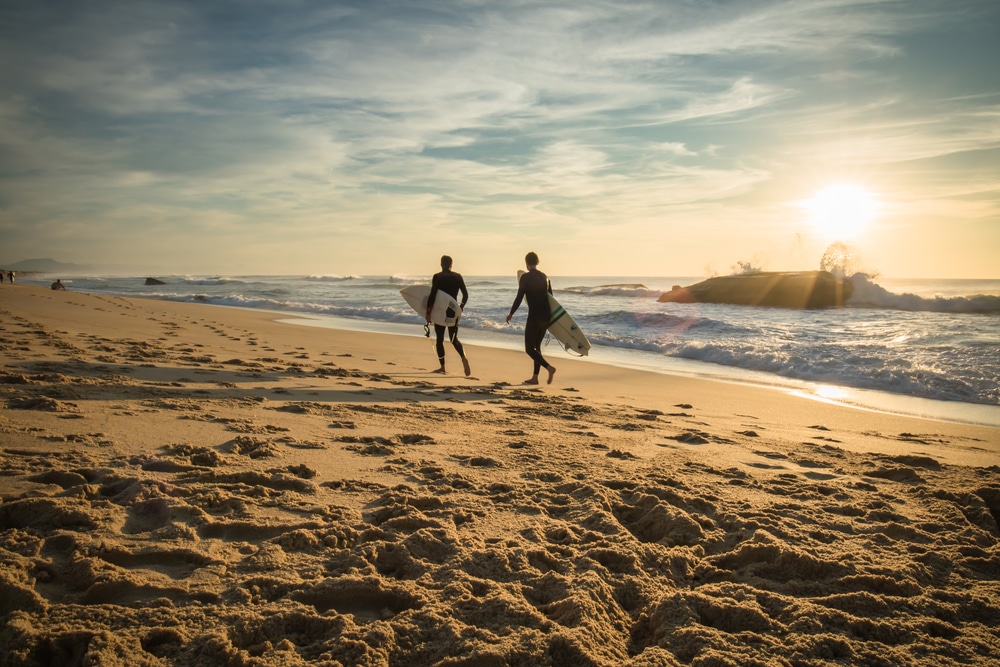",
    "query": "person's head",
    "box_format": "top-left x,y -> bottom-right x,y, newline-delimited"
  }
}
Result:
440,255 -> 453,270
525,251 -> 539,268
